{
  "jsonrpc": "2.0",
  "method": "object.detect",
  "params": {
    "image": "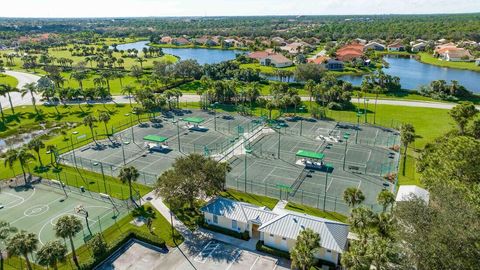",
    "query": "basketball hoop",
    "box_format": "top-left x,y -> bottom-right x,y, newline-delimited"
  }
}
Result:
75,204 -> 88,216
